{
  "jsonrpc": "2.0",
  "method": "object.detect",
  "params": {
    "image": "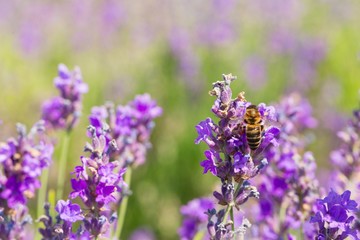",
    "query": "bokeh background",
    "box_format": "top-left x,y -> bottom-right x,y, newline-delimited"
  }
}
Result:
1,0 -> 360,239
